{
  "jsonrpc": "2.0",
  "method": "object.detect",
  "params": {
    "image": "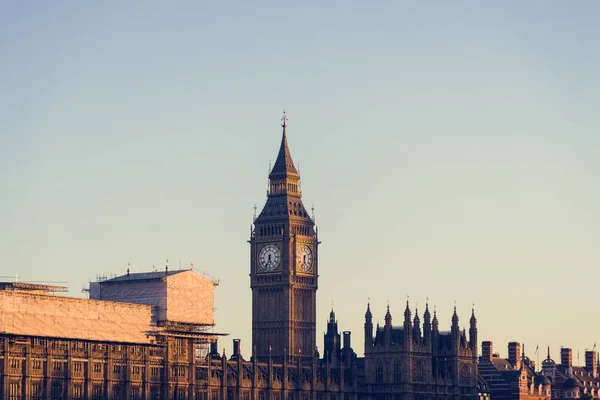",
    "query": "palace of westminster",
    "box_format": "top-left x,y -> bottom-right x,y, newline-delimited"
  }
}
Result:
1,114 -> 598,400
